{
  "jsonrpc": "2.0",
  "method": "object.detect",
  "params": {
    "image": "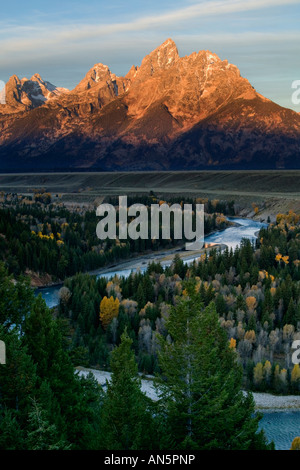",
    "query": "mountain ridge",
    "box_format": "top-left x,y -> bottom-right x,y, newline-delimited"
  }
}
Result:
0,38 -> 299,171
